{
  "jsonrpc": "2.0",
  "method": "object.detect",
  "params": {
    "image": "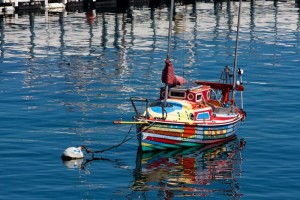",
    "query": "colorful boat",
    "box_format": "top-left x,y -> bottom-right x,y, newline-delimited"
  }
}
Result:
114,0 -> 246,151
